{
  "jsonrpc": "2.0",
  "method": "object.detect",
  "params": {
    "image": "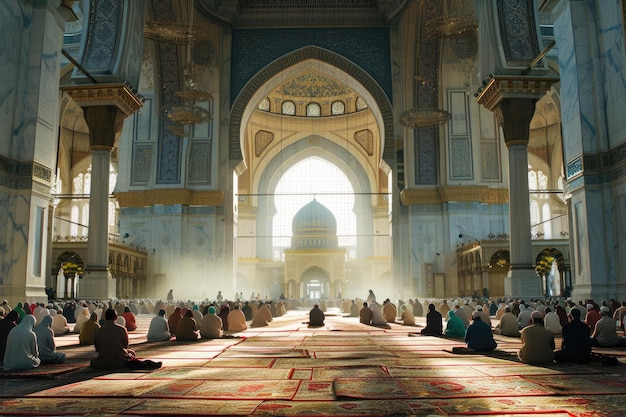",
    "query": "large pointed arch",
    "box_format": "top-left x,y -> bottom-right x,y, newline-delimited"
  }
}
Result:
229,46 -> 395,164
